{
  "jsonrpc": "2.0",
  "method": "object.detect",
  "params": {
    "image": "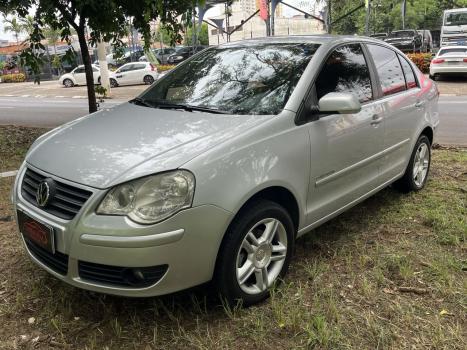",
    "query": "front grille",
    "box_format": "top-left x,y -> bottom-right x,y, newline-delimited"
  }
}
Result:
78,261 -> 168,288
21,168 -> 92,220
24,238 -> 69,275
